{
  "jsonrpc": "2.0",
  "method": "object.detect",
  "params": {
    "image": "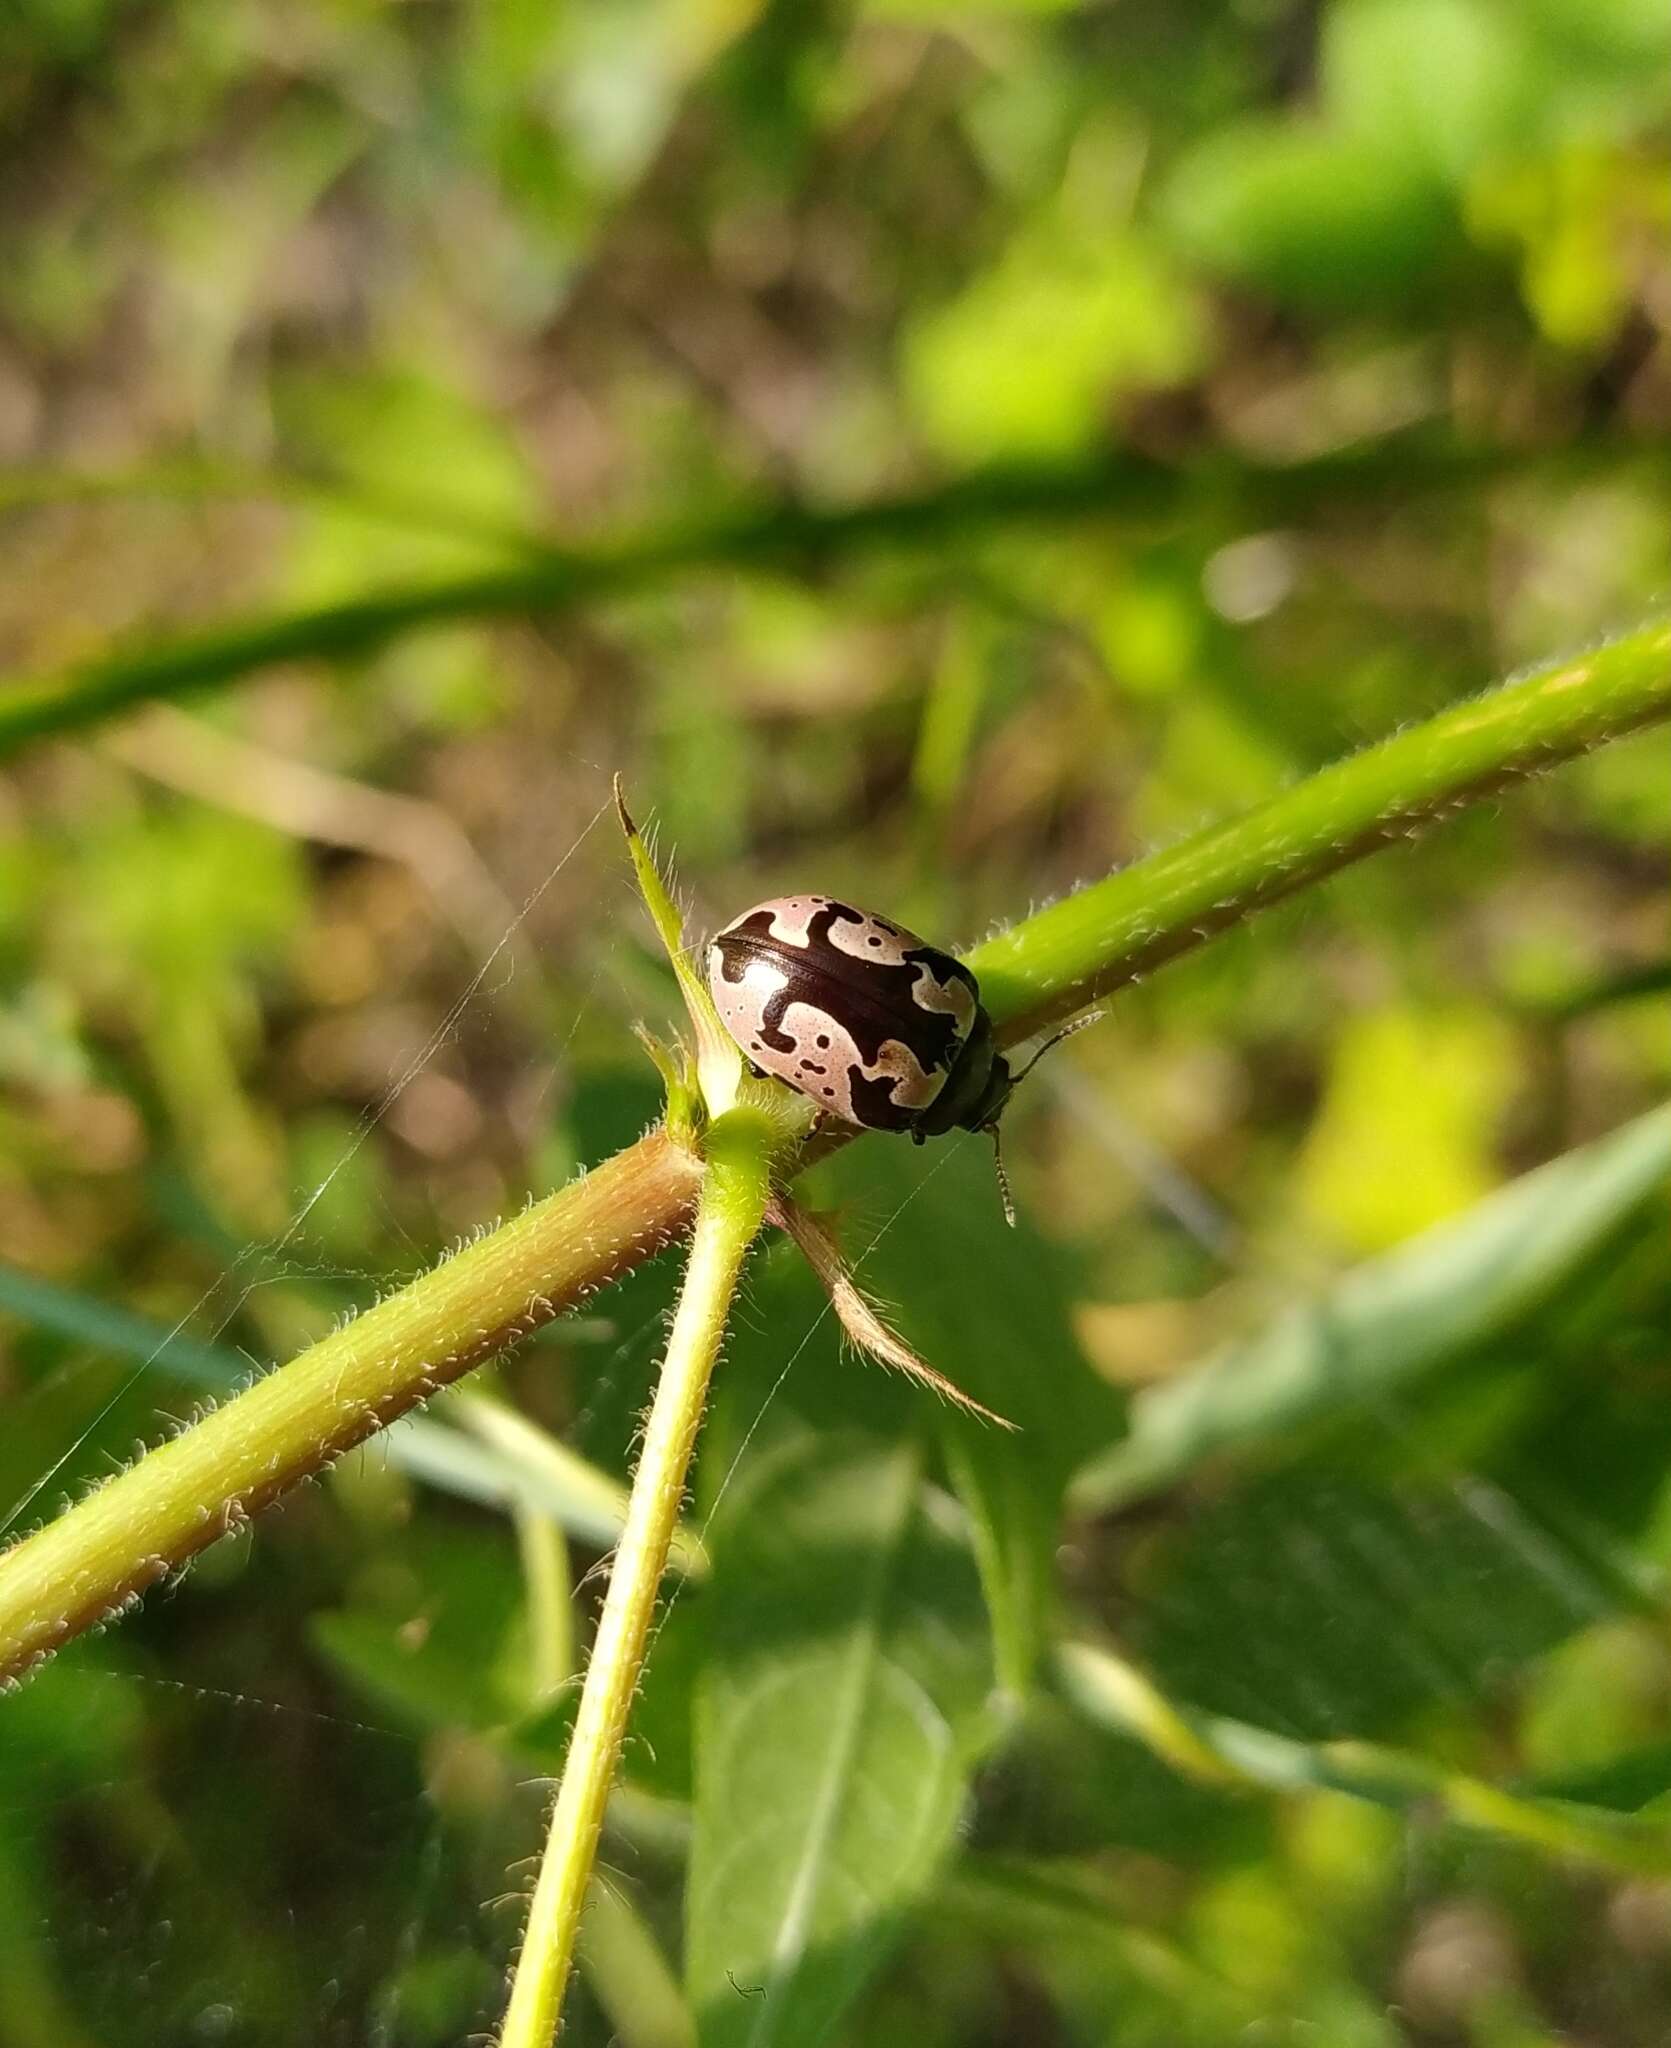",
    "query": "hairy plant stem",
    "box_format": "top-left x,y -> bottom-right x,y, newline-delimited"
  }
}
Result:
0,627 -> 1668,1686
498,1108 -> 773,2048
0,1133 -> 701,1684
968,622 -> 1671,1033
